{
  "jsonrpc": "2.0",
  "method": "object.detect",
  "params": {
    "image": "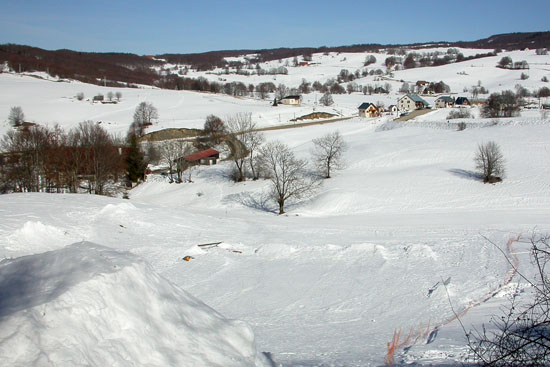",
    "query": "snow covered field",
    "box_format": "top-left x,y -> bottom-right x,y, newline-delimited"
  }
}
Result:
2,48 -> 549,137
1,48 -> 550,366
